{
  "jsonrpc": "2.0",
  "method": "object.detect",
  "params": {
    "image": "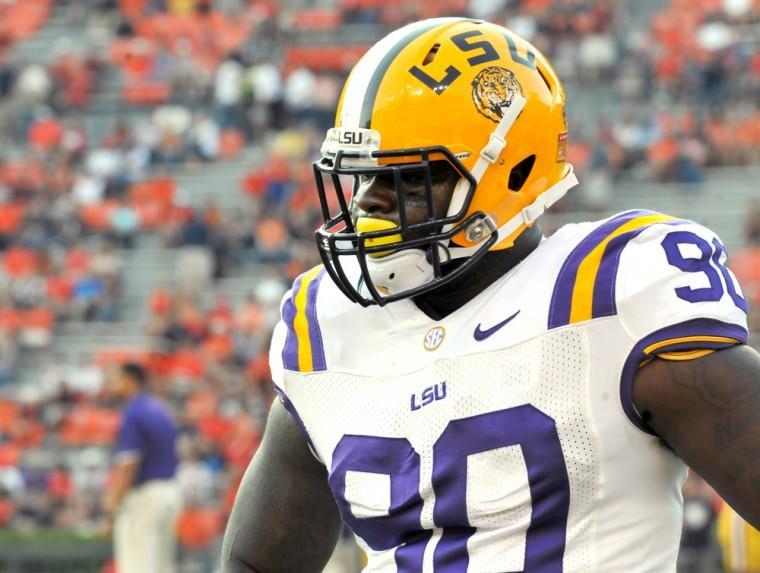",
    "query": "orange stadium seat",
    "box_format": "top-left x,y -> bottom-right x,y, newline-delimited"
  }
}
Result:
291,8 -> 342,29
79,201 -> 118,230
129,177 -> 175,204
3,247 -> 39,277
0,0 -> 51,42
21,308 -> 54,331
122,82 -> 172,105
0,203 -> 24,235
176,508 -> 223,549
218,130 -> 245,158
197,414 -> 234,443
59,406 -> 120,446
166,349 -> 205,381
93,347 -> 150,368
47,276 -> 74,302
0,495 -> 14,526
129,177 -> 176,227
0,308 -> 22,333
0,443 -> 21,467
283,44 -> 370,73
185,391 -> 218,422
0,400 -> 20,432
119,0 -> 149,20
